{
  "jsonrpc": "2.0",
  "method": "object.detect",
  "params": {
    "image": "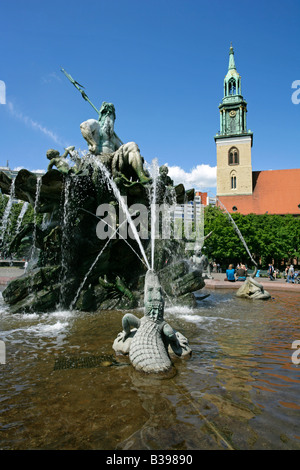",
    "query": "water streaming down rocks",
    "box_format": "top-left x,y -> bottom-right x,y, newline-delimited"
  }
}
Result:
15,201 -> 29,237
0,177 -> 16,245
59,175 -> 73,307
148,158 -> 159,271
29,176 -> 42,266
87,155 -> 151,271
0,142 -> 204,313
